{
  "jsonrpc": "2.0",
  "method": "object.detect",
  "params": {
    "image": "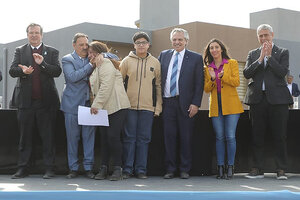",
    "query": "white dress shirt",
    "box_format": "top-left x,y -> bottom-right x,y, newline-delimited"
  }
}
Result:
261,43 -> 274,91
164,49 -> 185,97
287,83 -> 292,95
31,43 -> 42,50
